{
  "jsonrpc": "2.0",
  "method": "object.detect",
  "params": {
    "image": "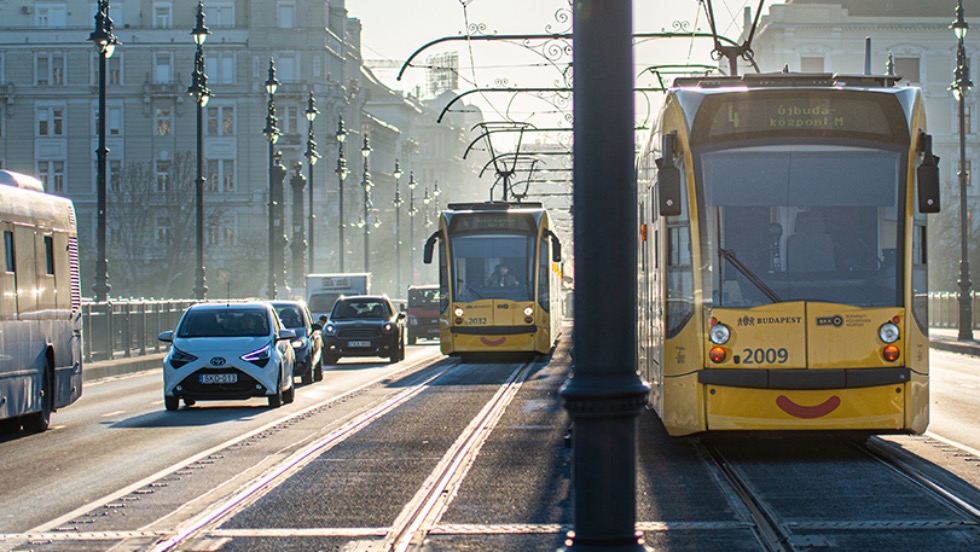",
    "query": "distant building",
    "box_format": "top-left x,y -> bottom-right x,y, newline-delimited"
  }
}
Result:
0,0 -> 482,299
